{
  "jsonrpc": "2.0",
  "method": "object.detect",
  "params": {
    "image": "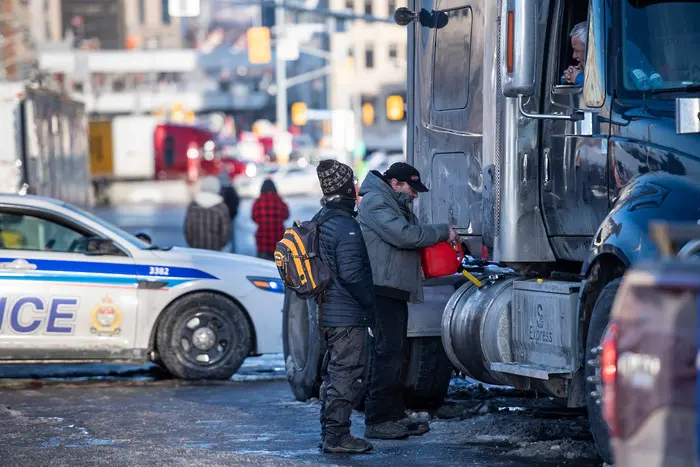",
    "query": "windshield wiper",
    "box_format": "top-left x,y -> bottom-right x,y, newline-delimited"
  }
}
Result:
652,84 -> 700,94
